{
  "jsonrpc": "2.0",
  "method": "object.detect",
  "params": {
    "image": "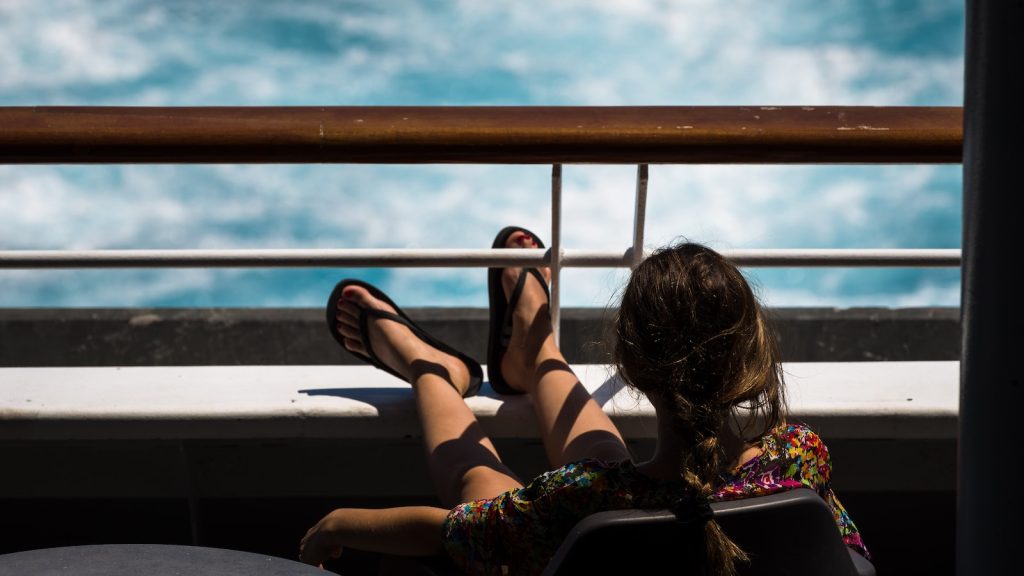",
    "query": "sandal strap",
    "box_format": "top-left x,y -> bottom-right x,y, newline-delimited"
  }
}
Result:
358,305 -> 483,398
359,307 -> 410,382
500,268 -> 550,347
